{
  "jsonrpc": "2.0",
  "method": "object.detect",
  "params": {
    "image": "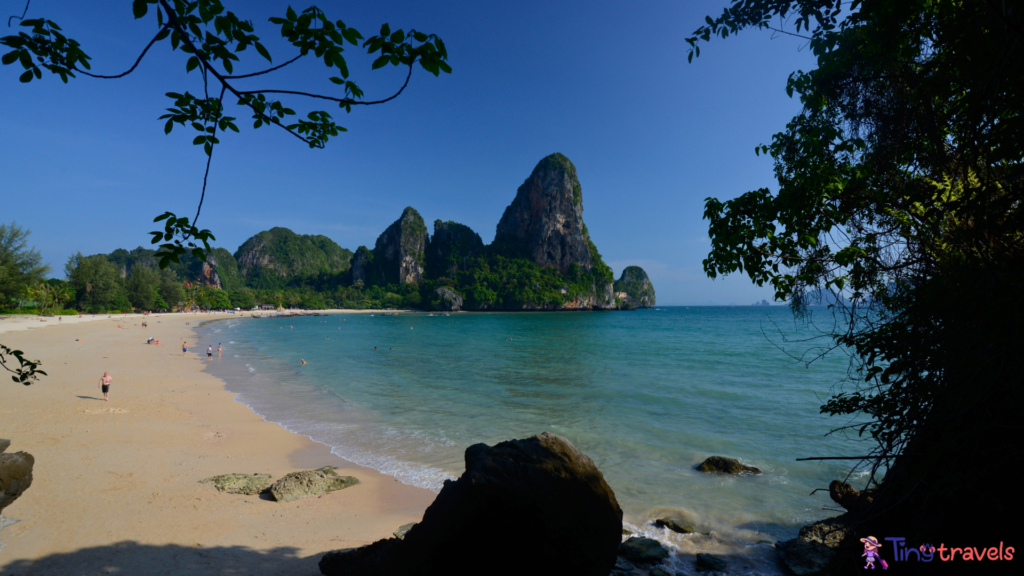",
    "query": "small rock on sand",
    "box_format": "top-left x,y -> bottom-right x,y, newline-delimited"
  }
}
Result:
270,466 -> 359,503
200,473 -> 273,495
